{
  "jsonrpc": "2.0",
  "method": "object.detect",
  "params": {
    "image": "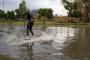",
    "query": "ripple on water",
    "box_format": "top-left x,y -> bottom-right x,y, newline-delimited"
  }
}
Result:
0,26 -> 80,60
